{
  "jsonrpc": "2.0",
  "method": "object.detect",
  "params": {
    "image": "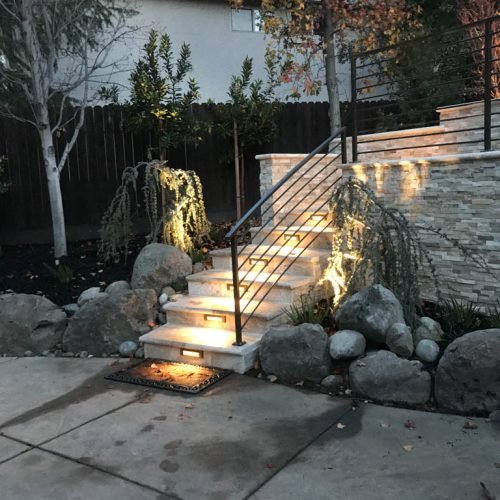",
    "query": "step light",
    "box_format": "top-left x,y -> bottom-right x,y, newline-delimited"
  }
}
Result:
310,214 -> 326,222
227,283 -> 248,294
180,348 -> 204,359
284,233 -> 301,243
249,257 -> 270,267
204,313 -> 226,323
